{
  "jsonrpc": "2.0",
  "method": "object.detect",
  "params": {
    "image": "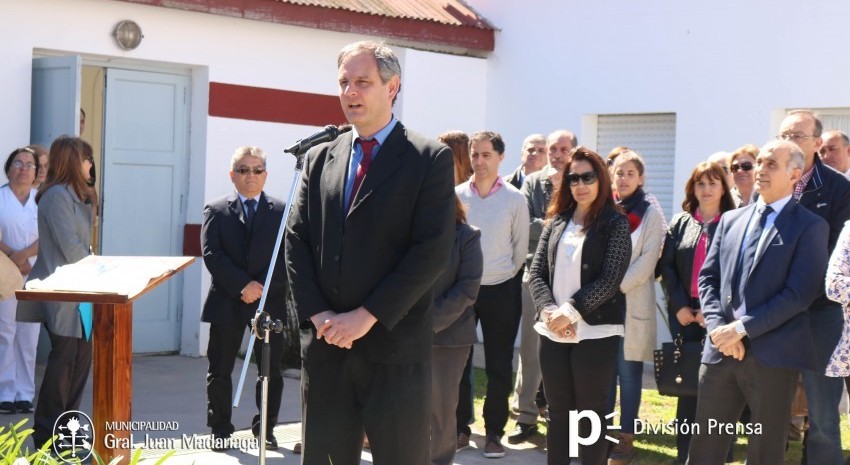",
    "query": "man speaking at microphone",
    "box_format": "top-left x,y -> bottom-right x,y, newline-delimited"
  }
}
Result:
285,41 -> 455,465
